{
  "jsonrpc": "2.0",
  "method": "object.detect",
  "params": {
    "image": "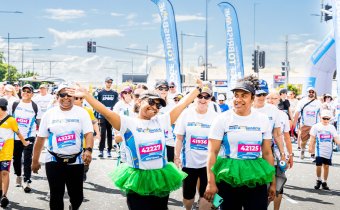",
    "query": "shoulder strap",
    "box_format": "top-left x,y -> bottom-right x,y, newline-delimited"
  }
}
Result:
213,103 -> 218,112
0,115 -> 10,127
301,99 -> 315,115
12,101 -> 19,116
31,101 -> 38,118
